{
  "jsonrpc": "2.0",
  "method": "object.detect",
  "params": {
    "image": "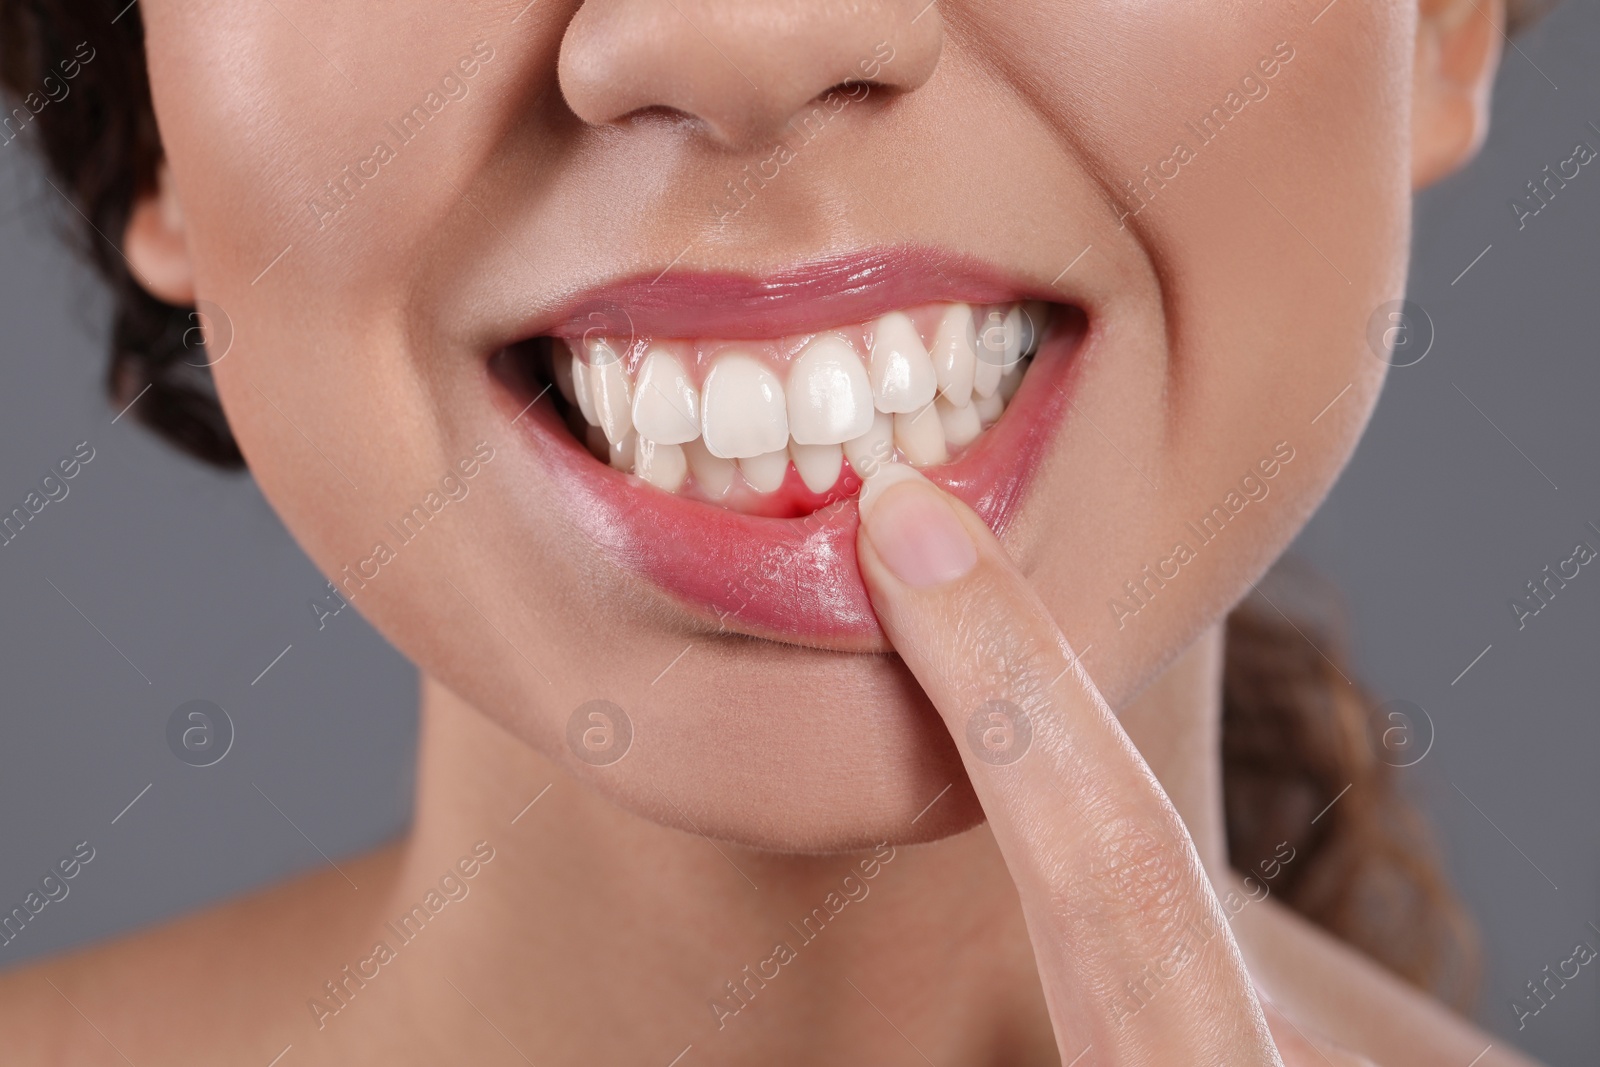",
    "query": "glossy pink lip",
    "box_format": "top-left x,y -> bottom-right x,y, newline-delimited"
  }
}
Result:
495,252 -> 1089,649
524,247 -> 1080,341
